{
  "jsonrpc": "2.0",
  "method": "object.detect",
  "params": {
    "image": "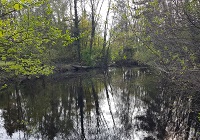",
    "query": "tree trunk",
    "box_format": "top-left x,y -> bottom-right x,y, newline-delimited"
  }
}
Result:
74,0 -> 81,62
102,0 -> 112,68
89,0 -> 96,56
